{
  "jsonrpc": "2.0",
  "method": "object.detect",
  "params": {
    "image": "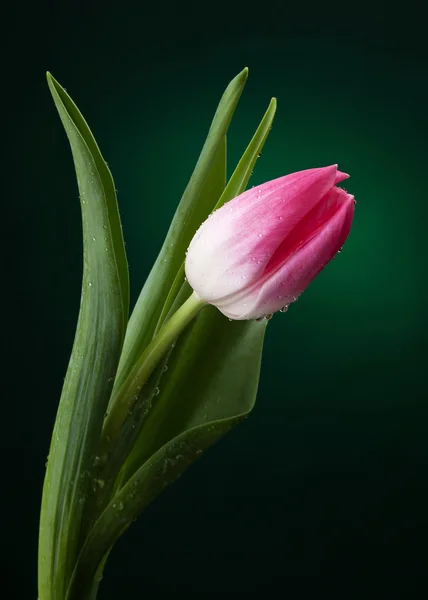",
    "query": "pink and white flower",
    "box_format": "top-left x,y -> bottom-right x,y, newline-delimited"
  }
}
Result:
185,165 -> 355,320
